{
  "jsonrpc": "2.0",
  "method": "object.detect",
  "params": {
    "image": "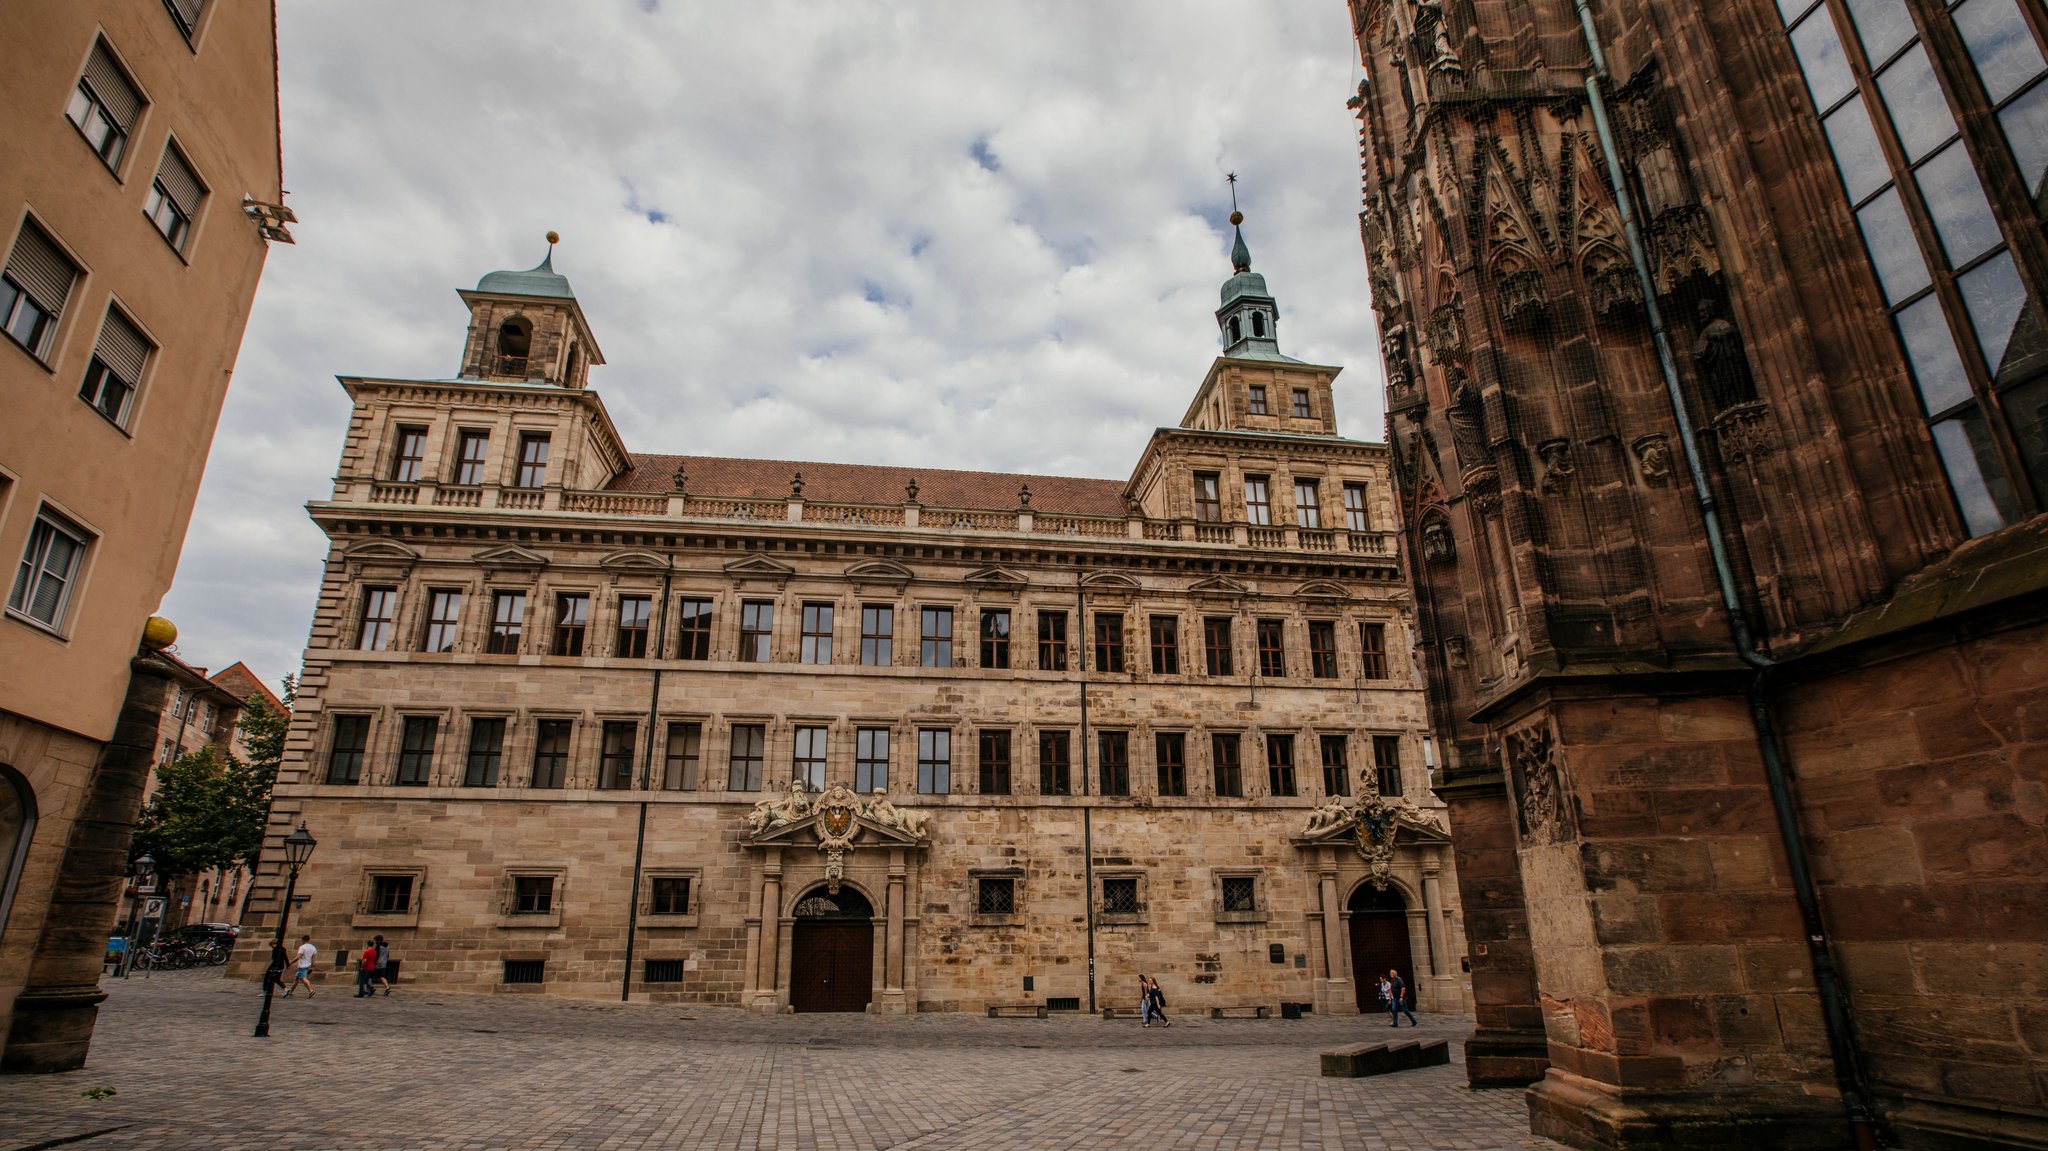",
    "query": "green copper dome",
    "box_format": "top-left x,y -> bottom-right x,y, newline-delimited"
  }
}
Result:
476,250 -> 575,299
